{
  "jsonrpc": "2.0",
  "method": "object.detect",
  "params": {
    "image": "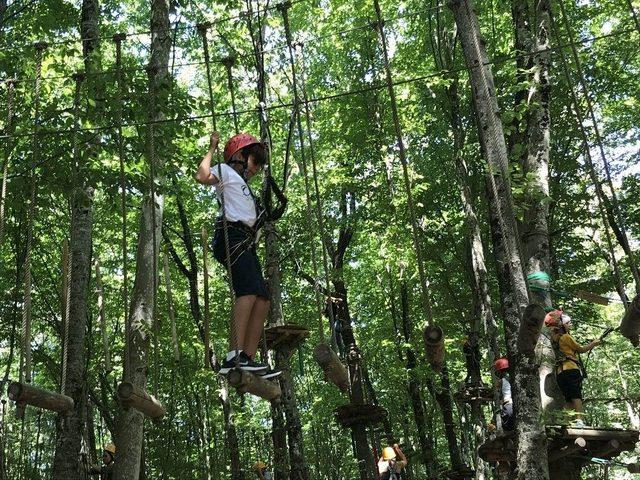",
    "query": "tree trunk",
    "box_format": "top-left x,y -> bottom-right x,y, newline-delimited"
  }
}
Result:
51,189 -> 93,480
51,0 -> 99,475
399,282 -> 438,476
449,1 -> 549,479
113,0 -> 170,477
435,365 -> 465,472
